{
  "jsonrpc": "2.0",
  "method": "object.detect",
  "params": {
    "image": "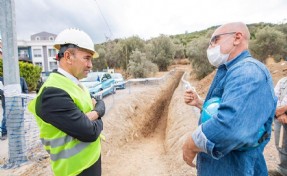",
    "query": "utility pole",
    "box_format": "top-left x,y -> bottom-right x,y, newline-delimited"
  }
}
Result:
125,45 -> 128,70
0,0 -> 28,167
